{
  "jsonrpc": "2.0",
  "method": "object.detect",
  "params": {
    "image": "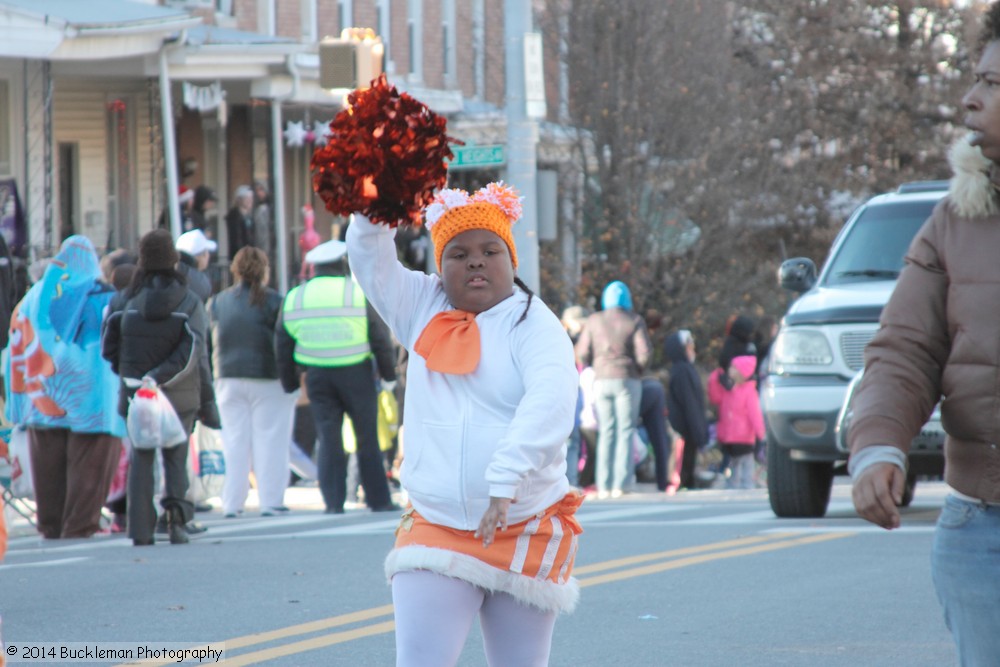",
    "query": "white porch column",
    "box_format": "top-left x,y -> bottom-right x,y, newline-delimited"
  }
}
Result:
271,99 -> 289,294
159,47 -> 181,239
